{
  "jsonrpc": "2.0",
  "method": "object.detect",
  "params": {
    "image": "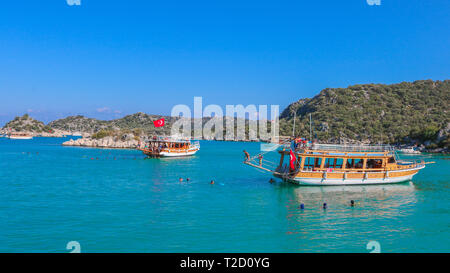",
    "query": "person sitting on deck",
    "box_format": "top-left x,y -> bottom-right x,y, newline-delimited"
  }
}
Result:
356,160 -> 363,169
373,160 -> 382,168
